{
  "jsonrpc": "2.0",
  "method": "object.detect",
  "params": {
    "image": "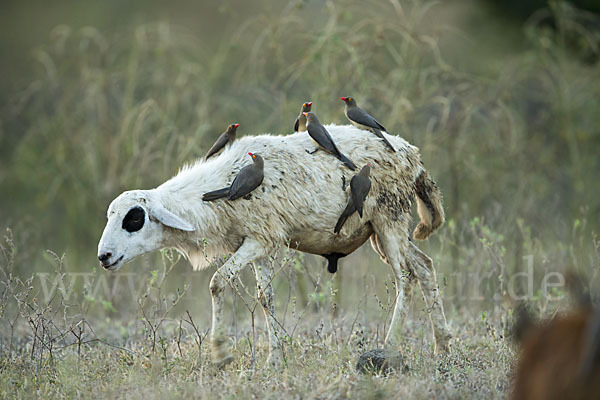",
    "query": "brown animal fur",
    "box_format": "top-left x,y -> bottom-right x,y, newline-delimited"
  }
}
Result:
513,307 -> 600,400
